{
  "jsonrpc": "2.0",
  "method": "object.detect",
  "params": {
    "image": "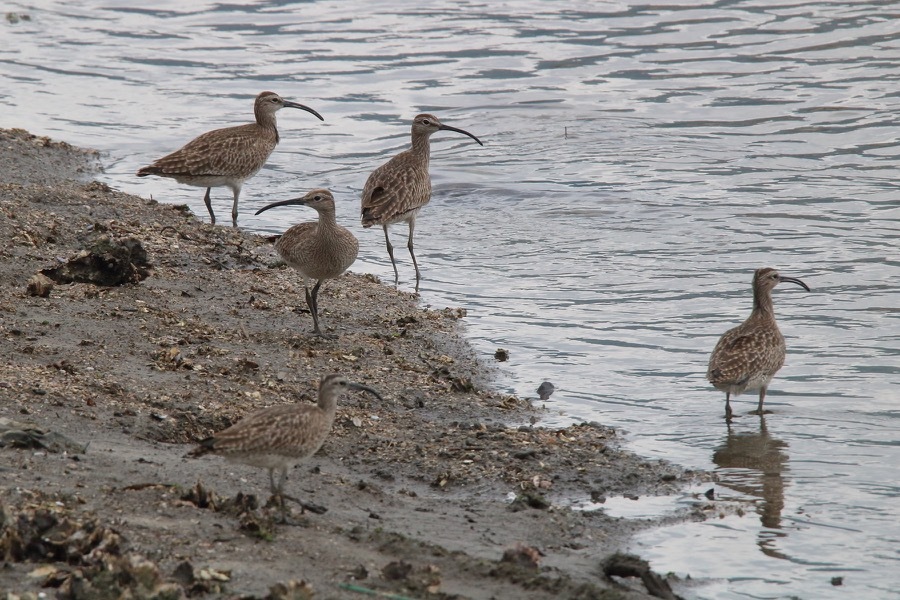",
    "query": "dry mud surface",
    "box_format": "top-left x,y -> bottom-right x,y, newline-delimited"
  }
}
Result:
0,128 -> 714,599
